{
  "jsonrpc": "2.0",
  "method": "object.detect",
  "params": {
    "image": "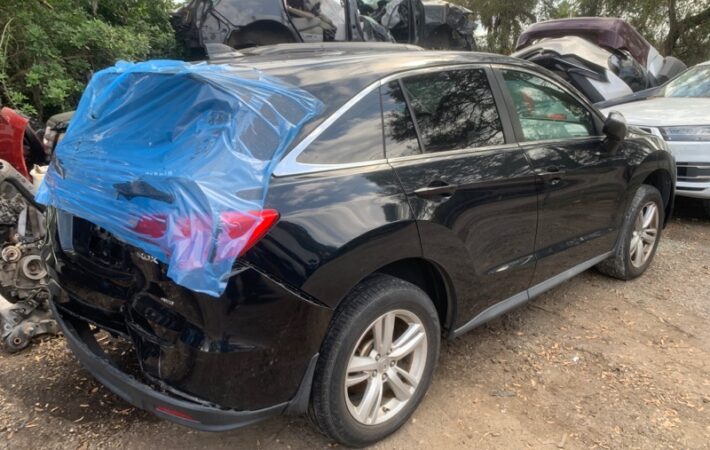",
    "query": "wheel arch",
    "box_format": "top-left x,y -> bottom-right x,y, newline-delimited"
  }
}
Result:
641,168 -> 674,226
373,258 -> 456,334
